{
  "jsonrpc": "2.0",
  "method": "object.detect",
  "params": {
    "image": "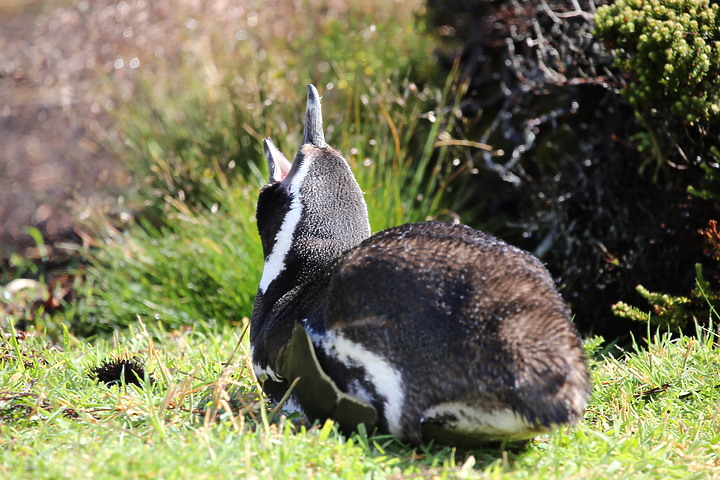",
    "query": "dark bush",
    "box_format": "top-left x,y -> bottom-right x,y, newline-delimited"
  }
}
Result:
426,0 -> 719,338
